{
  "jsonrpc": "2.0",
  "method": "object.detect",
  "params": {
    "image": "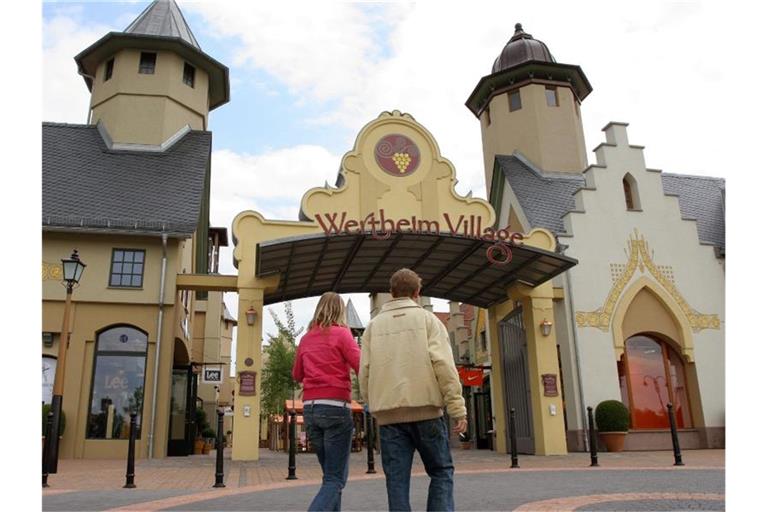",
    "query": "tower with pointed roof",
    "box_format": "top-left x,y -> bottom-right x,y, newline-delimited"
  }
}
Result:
466,24 -> 592,194
75,0 -> 229,146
